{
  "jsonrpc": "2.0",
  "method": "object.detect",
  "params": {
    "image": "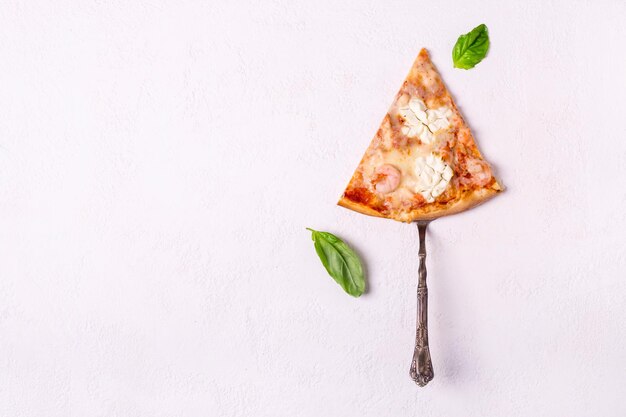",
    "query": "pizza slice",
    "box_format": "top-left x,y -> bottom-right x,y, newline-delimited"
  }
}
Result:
339,48 -> 502,222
